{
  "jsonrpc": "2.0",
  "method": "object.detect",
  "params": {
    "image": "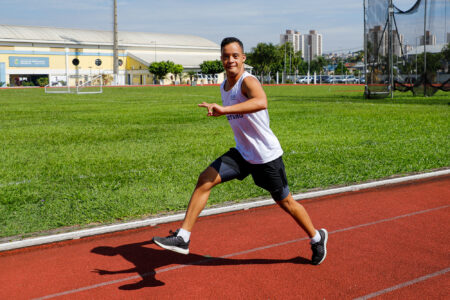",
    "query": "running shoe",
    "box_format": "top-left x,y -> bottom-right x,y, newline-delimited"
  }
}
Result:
311,228 -> 328,265
153,230 -> 190,255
